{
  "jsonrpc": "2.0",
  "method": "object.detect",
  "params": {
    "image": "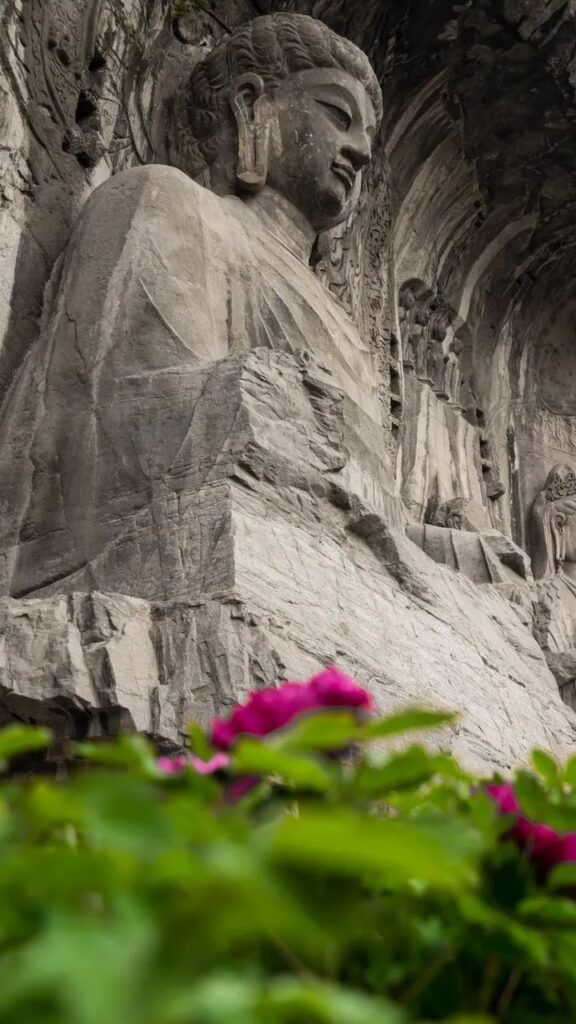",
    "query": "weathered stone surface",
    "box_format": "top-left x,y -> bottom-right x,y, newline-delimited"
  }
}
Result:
1,553 -> 573,773
3,2 -> 576,769
0,348 -> 573,772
